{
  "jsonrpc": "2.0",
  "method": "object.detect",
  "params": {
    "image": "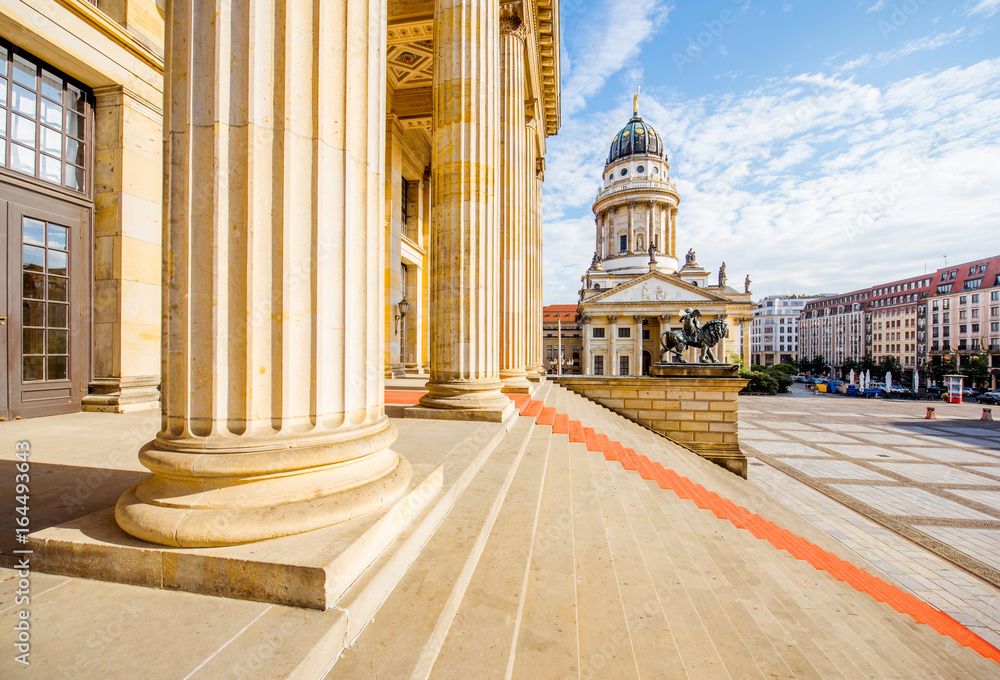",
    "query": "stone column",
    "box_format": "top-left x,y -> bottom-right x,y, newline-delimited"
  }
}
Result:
418,0 -> 512,417
627,202 -> 635,253
420,167 -> 432,374
498,9 -> 531,394
646,201 -> 654,252
526,157 -> 546,380
582,316 -> 592,374
595,214 -> 603,259
669,206 -> 678,258
634,315 -> 644,375
659,314 -> 671,363
115,0 -> 410,547
608,315 -> 619,375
